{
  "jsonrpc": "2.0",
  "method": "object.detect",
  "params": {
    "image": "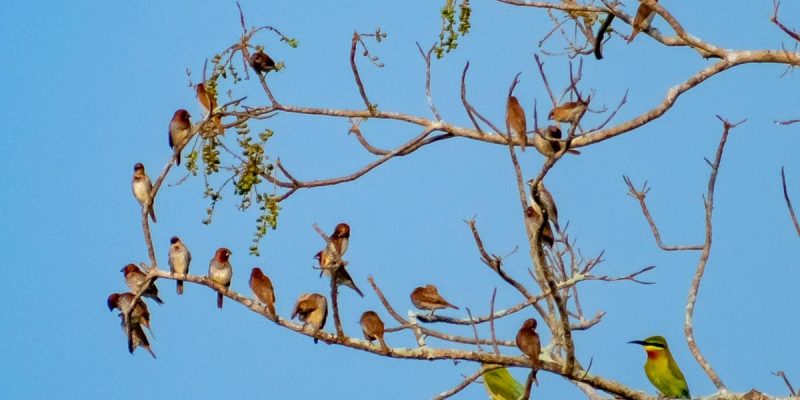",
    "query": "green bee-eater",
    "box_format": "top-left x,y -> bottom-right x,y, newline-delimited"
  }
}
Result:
629,336 -> 691,399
